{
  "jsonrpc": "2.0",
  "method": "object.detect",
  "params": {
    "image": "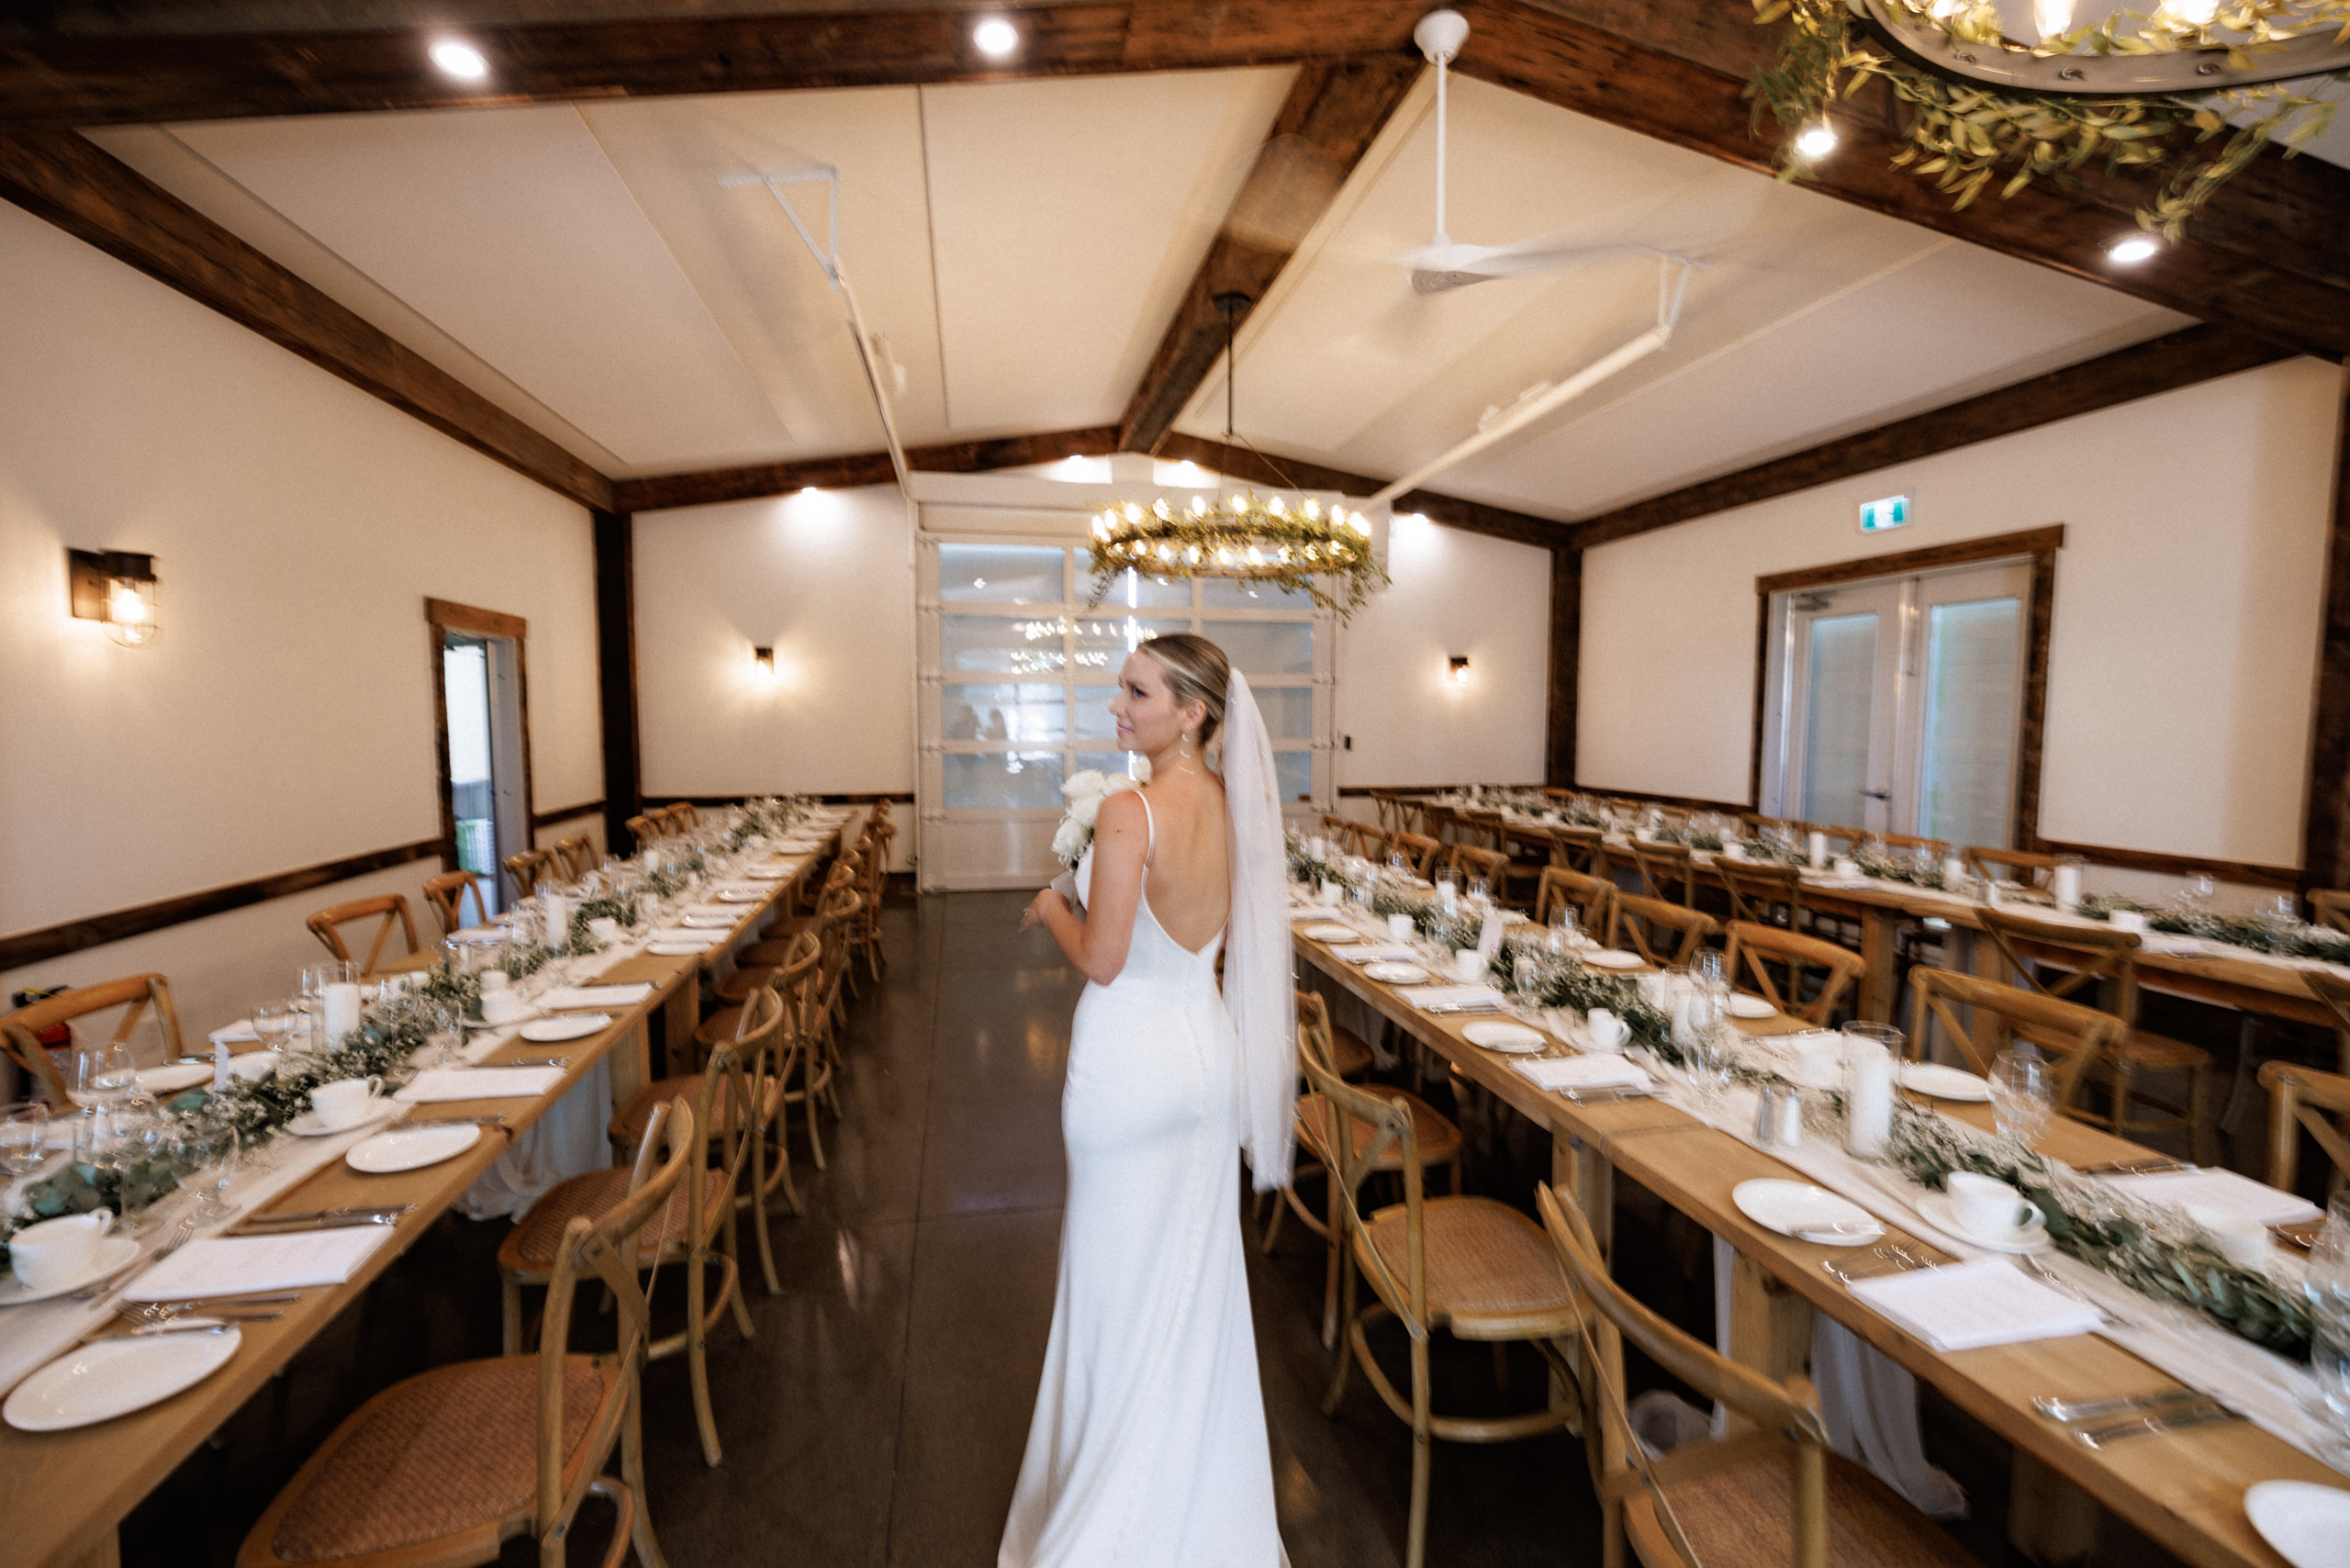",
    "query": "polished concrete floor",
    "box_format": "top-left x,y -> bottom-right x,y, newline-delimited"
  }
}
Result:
131,891 -> 2190,1566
